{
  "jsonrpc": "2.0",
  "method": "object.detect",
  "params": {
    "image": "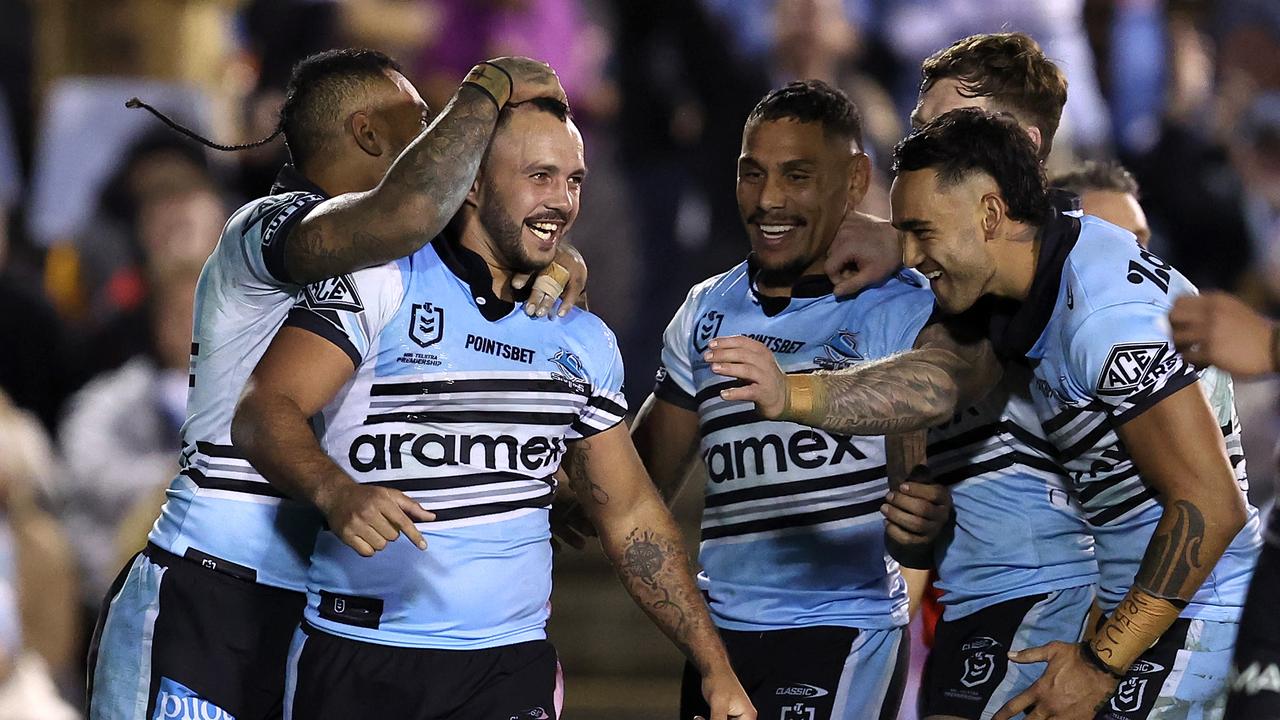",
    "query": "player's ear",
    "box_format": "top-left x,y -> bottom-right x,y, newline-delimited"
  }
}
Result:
846,151 -> 871,208
1024,125 -> 1043,155
980,192 -> 1005,239
349,111 -> 383,158
463,173 -> 482,209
